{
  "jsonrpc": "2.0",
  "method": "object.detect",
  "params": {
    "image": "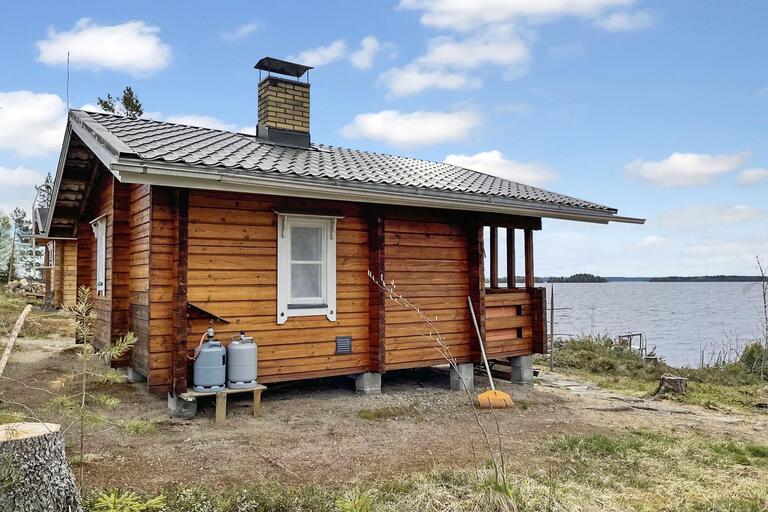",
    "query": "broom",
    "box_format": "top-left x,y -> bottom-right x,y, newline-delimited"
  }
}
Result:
467,297 -> 515,409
